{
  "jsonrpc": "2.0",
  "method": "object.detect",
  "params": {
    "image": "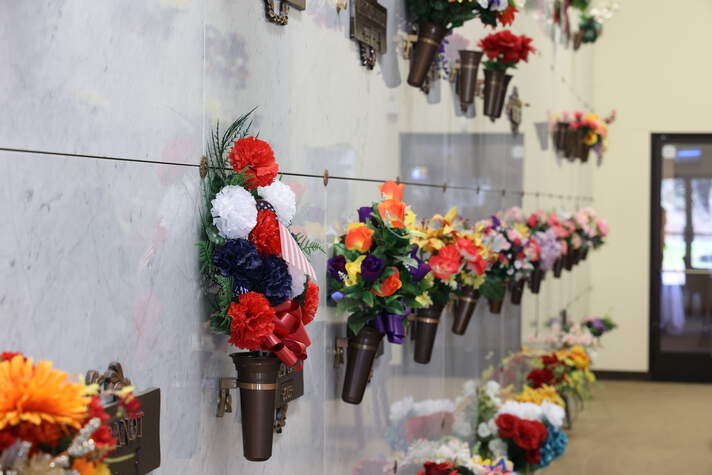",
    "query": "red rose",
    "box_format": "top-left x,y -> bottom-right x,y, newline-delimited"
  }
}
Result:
228,136 -> 279,189
542,354 -> 559,366
228,292 -> 276,350
417,461 -> 460,475
513,419 -> 548,451
302,280 -> 319,324
527,368 -> 555,388
249,209 -> 281,256
429,244 -> 462,280
496,413 -> 520,439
